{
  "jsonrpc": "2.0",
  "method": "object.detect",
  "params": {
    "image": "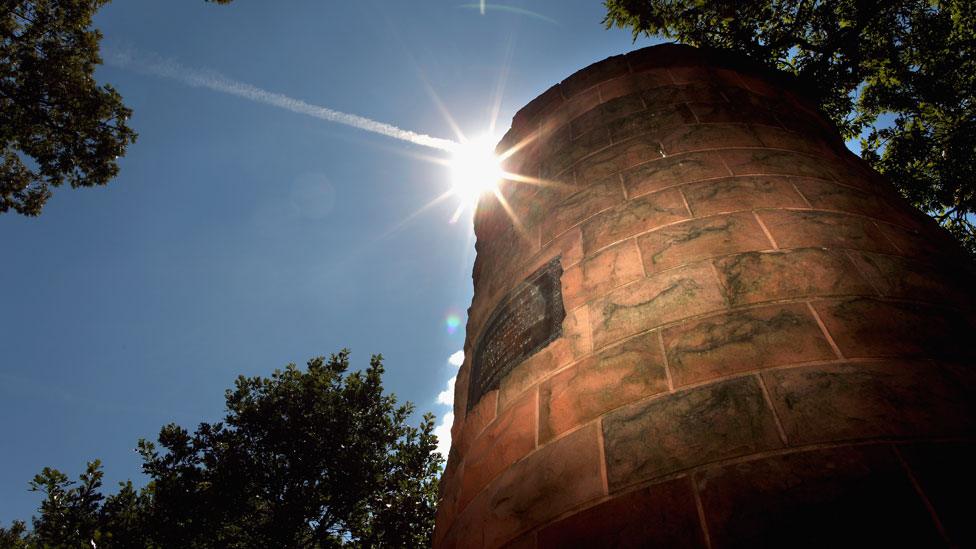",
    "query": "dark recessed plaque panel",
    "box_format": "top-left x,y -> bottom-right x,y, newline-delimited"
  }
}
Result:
468,257 -> 565,410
